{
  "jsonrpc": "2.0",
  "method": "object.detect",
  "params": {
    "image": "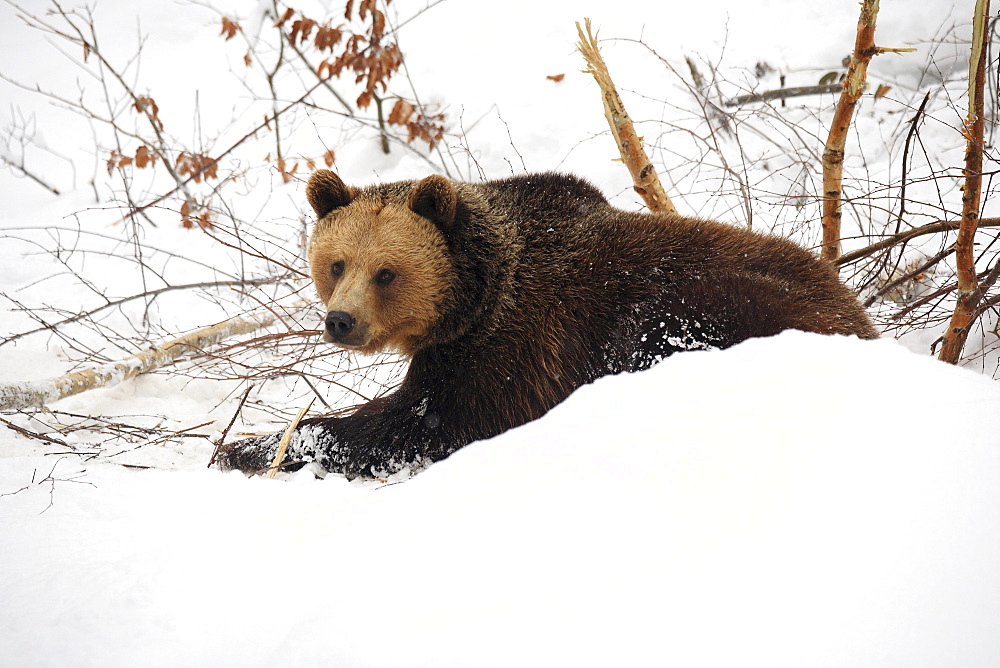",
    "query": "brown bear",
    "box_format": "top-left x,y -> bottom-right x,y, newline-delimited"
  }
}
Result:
216,170 -> 878,478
